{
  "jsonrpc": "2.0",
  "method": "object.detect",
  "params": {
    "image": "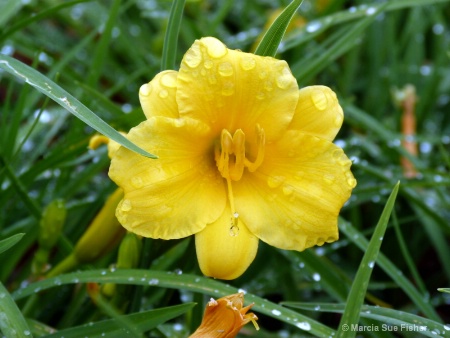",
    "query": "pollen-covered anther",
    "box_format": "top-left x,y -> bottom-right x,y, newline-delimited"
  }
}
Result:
215,126 -> 265,181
